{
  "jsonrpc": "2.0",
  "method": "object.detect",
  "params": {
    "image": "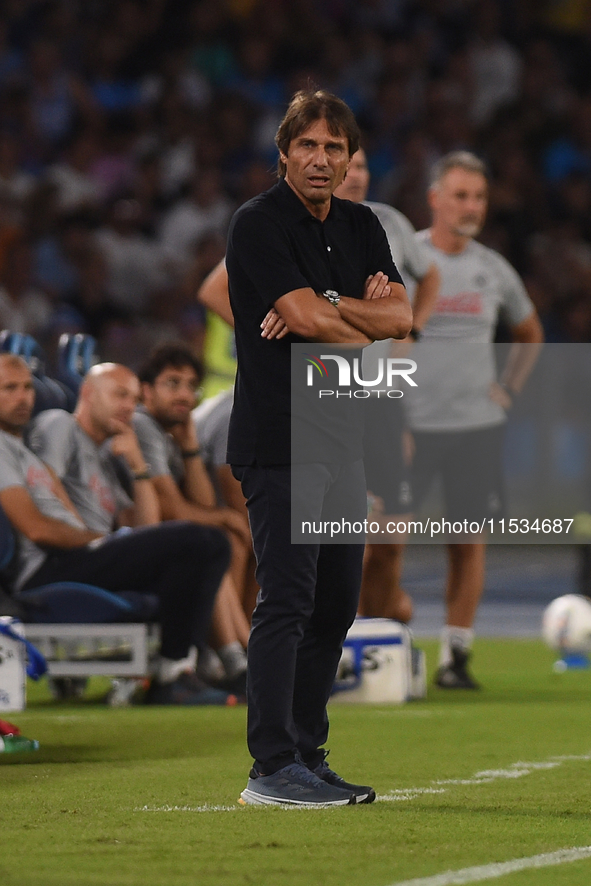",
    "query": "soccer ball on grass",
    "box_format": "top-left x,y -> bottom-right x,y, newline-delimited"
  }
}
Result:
542,594 -> 591,654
